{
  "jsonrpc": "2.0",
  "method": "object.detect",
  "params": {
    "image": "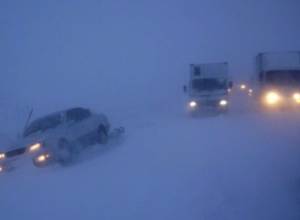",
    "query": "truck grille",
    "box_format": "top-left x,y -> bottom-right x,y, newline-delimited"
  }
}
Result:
203,100 -> 219,106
